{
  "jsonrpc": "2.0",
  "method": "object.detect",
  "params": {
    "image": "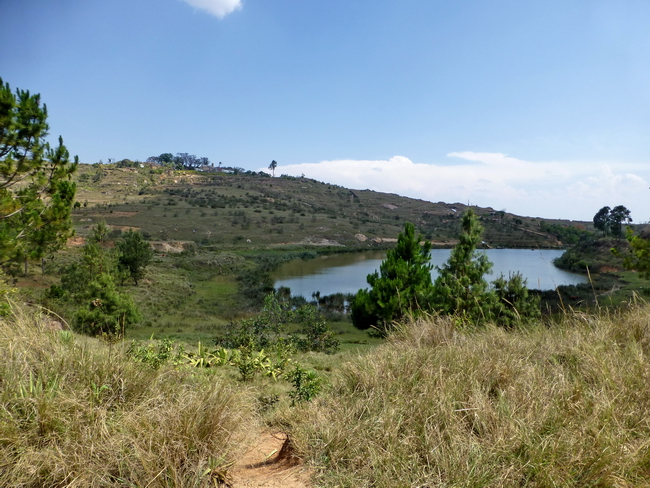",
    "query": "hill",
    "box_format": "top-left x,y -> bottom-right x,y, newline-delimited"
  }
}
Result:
71,163 -> 586,250
12,162 -> 617,345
